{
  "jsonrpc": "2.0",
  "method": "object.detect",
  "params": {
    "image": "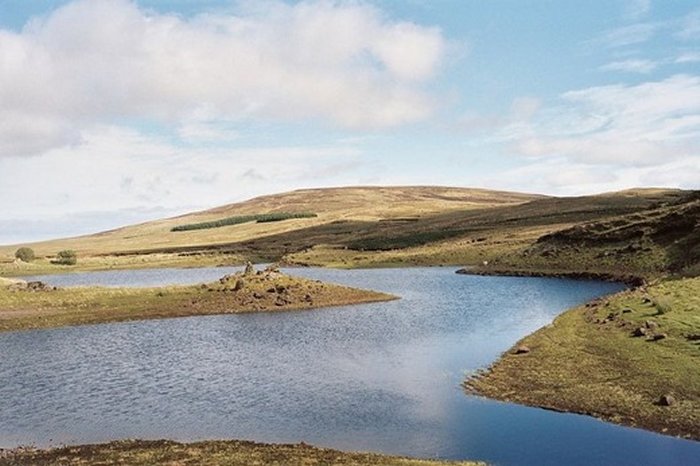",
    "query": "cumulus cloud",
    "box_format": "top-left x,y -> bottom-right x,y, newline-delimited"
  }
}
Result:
0,0 -> 446,157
